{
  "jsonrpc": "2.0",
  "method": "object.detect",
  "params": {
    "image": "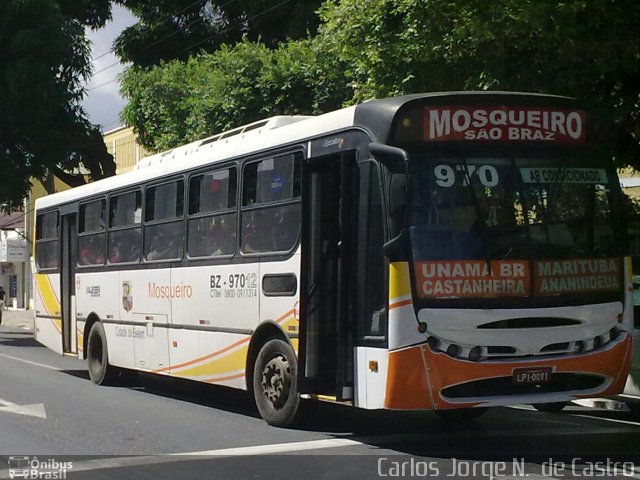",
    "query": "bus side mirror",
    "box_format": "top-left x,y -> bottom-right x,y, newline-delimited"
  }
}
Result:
389,173 -> 406,220
369,142 -> 409,222
369,143 -> 409,260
